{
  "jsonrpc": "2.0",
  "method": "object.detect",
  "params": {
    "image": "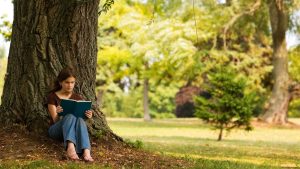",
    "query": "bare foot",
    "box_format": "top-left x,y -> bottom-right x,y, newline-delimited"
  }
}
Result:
67,142 -> 79,160
82,149 -> 94,162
